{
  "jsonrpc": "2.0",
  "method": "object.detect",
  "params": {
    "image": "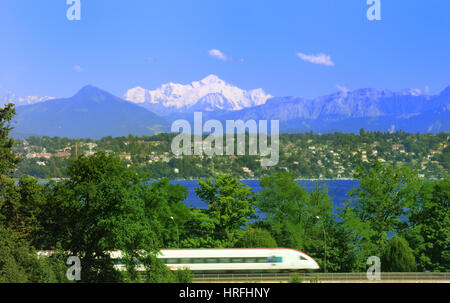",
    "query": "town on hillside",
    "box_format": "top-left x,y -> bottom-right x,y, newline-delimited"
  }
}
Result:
12,131 -> 449,180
